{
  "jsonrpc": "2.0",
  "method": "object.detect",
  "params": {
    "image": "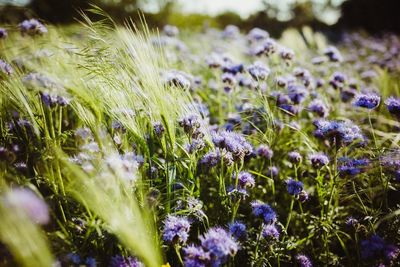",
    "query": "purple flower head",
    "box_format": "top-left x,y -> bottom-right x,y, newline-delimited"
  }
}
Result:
66,253 -> 81,265
384,244 -> 400,262
212,130 -> 253,162
251,200 -> 277,223
110,255 -> 143,267
234,171 -> 255,188
247,27 -> 269,42
19,19 -> 48,36
199,150 -> 222,168
257,144 -> 273,159
0,59 -> 13,76
3,188 -> 50,225
221,72 -> 237,85
183,245 -> 210,267
329,72 -> 347,89
186,139 -> 205,154
353,93 -> 380,109
266,166 -> 279,178
222,25 -> 240,39
247,61 -> 270,80
85,257 -> 97,267
298,190 -> 309,203
153,121 -> 165,137
222,63 -> 244,75
288,84 -> 308,104
276,76 -> 288,88
286,178 -> 304,195
308,99 -> 329,117
309,153 -> 329,168
164,70 -> 192,89
338,157 -> 370,176
200,227 -> 238,265
262,224 -> 280,241
295,254 -> 313,267
279,104 -> 300,115
323,46 -> 343,62
163,24 -> 179,37
385,96 -> 400,117
288,151 -> 302,164
280,47 -> 295,61
361,235 -> 386,259
162,215 -> 191,245
228,221 -> 247,240
179,114 -> 201,136
345,216 -> 359,227
0,28 -> 7,39
313,119 -> 364,145
340,88 -> 357,102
